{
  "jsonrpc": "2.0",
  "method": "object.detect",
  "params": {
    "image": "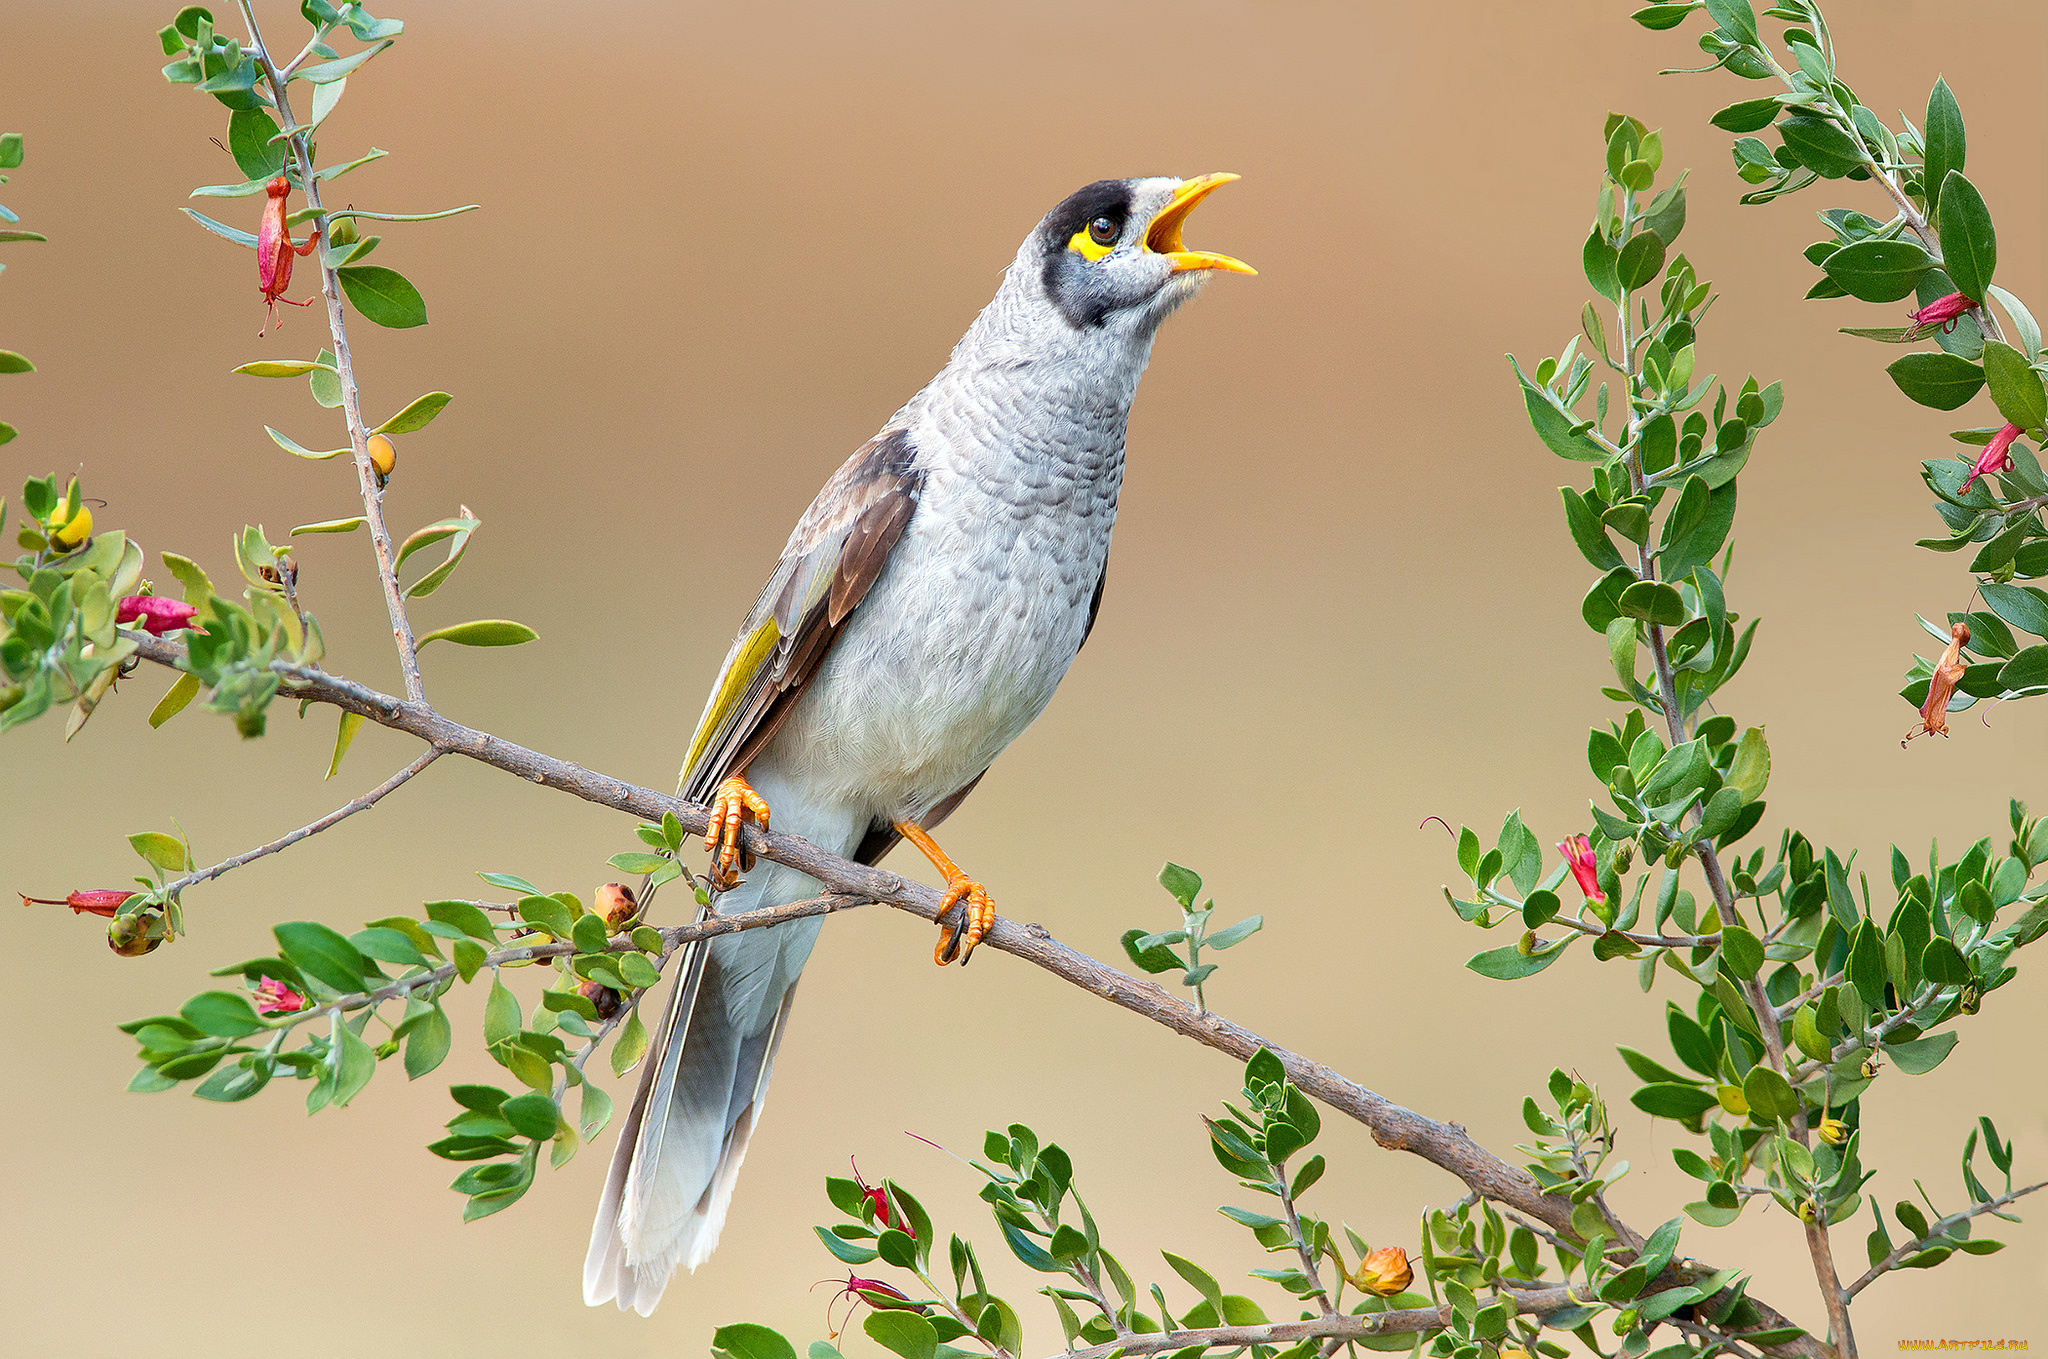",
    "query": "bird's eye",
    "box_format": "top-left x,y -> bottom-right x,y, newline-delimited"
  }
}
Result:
1087,216 -> 1119,246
